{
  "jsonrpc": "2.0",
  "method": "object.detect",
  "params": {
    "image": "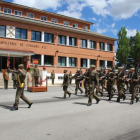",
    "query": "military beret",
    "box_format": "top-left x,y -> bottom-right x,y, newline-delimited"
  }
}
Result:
96,68 -> 101,71
108,68 -> 112,70
64,69 -> 67,71
115,69 -> 118,71
90,65 -> 96,68
118,67 -> 123,69
18,64 -> 24,67
130,68 -> 135,70
126,70 -> 129,72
